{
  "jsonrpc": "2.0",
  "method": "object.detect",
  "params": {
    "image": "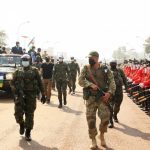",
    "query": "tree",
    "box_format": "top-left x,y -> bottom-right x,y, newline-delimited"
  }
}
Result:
0,30 -> 7,46
144,37 -> 150,54
112,46 -> 127,60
